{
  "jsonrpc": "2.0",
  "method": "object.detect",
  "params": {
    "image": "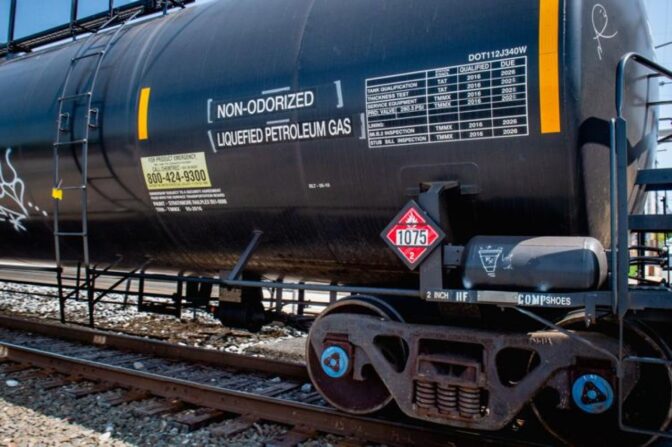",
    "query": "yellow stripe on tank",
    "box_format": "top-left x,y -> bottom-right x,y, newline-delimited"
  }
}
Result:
539,0 -> 561,134
138,87 -> 151,141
